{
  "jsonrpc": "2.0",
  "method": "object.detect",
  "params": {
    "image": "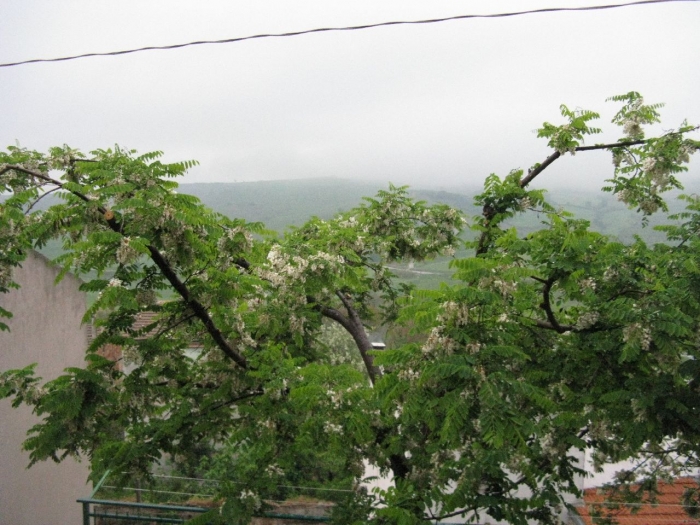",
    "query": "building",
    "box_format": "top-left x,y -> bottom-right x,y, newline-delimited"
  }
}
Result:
0,251 -> 91,525
571,477 -> 699,525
